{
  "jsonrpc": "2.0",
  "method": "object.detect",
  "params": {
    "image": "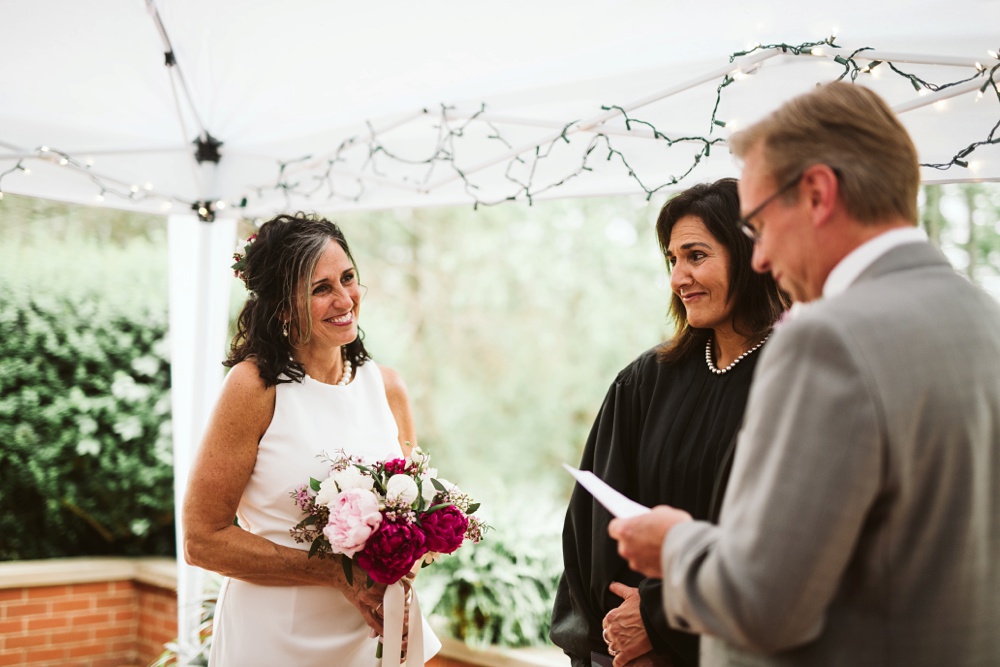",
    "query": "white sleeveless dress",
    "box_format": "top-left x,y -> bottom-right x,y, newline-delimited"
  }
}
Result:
209,360 -> 440,666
